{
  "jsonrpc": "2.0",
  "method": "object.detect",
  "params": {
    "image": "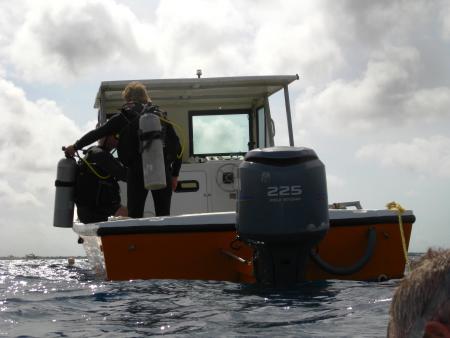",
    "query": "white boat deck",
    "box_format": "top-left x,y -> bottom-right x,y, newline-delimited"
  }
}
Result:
73,209 -> 415,237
